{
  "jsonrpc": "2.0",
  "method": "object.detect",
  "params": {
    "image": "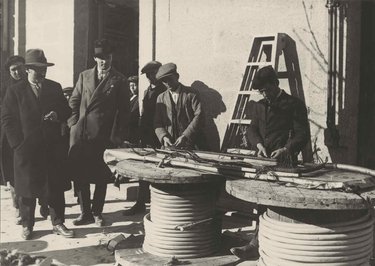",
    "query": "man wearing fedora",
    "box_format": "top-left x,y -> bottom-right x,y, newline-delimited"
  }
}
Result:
68,39 -> 130,226
122,61 -> 166,216
154,63 -> 204,149
1,49 -> 74,240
